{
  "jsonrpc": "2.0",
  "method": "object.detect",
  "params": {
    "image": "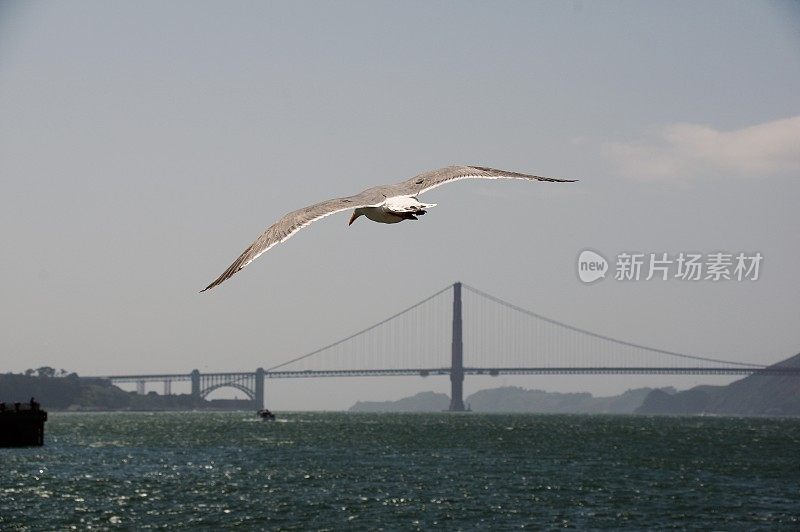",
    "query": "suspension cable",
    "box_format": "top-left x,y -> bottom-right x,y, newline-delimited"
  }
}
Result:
267,283 -> 453,371
461,283 -> 763,368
